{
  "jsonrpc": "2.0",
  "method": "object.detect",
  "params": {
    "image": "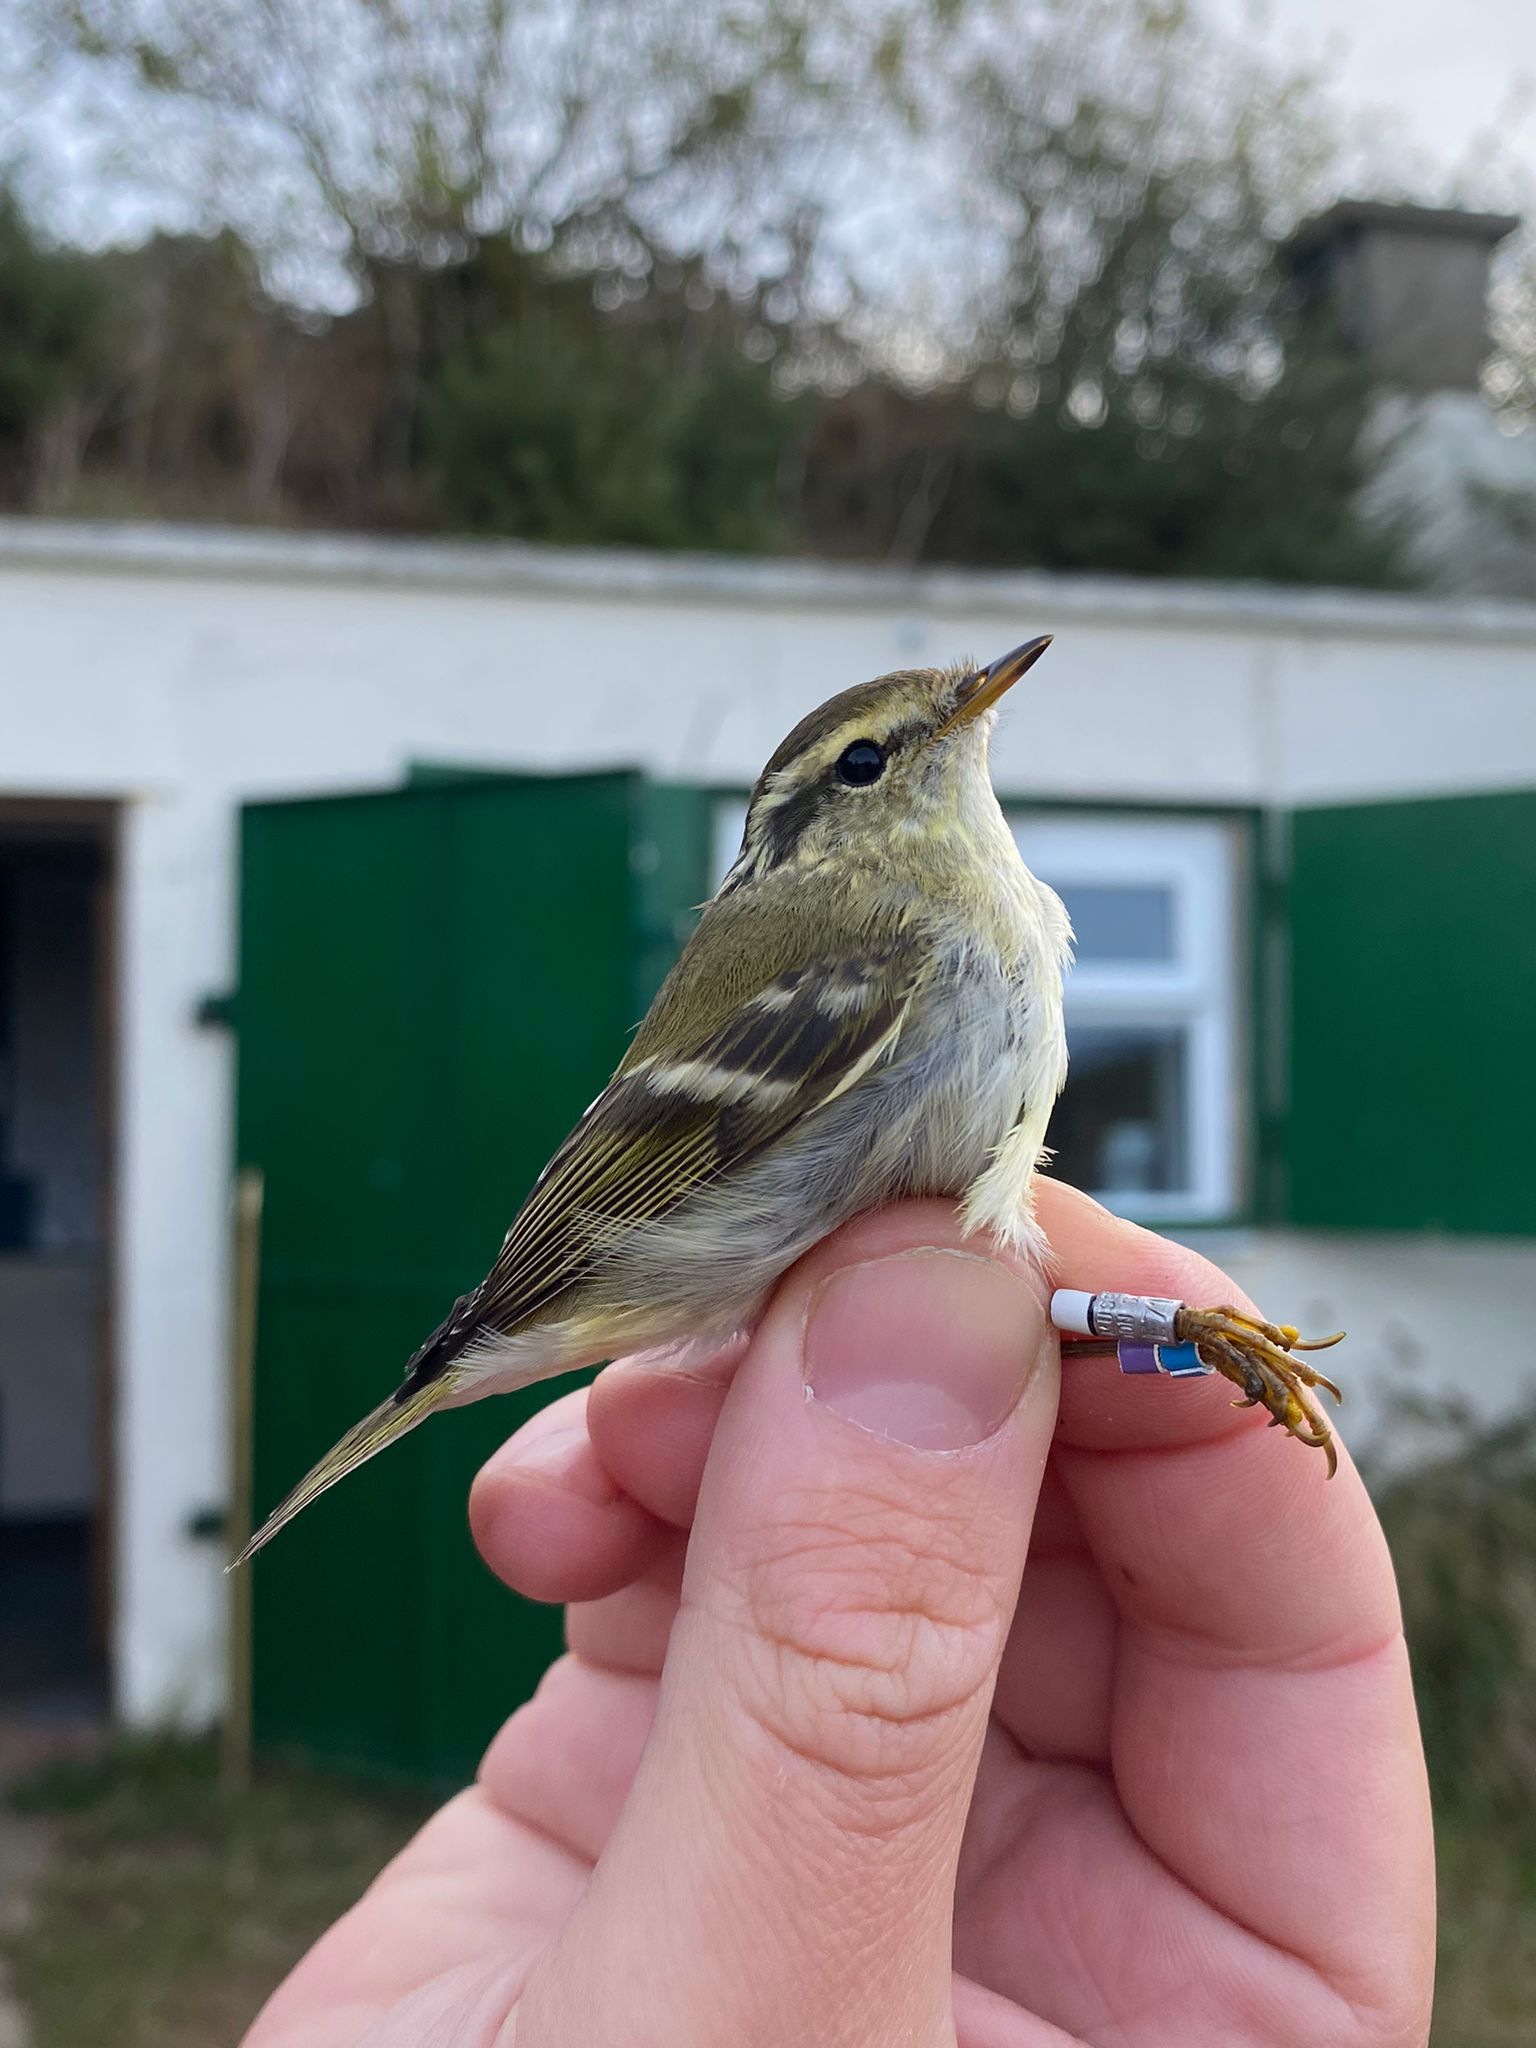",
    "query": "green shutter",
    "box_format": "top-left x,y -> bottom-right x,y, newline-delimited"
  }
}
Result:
632,783 -> 712,1011
236,772 -> 705,1784
1287,789 -> 1536,1234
